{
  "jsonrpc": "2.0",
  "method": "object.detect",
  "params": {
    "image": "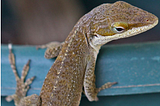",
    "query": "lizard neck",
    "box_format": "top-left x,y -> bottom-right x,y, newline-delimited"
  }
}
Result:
74,12 -> 102,54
